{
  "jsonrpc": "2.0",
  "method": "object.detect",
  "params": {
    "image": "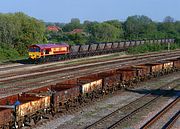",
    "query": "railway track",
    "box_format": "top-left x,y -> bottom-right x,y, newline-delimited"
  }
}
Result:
162,110 -> 180,129
1,50 -> 179,83
0,50 -> 179,80
85,84 -> 179,129
0,50 -> 179,98
140,95 -> 180,129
